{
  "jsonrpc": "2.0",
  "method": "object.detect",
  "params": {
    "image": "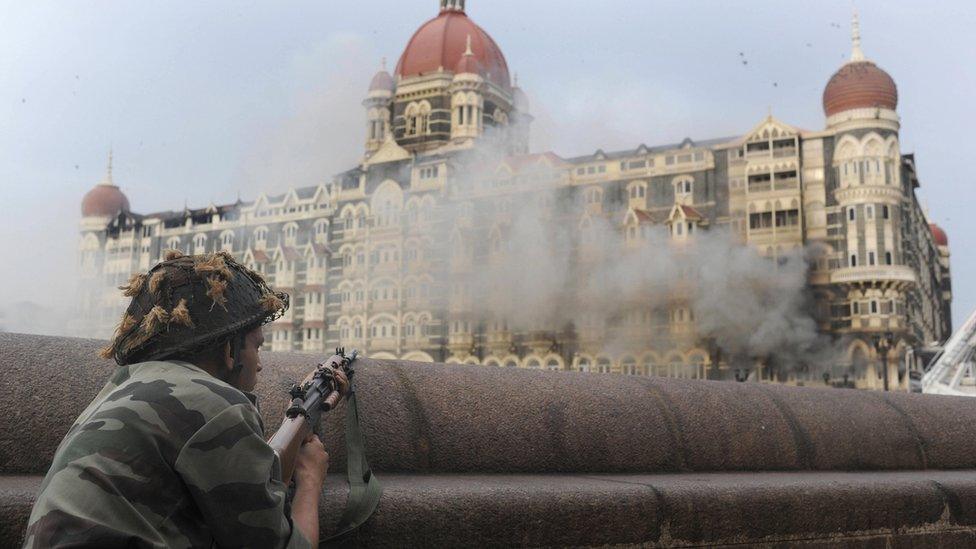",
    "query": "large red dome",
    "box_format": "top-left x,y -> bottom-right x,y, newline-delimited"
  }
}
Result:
823,61 -> 898,117
395,9 -> 510,89
82,184 -> 130,217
